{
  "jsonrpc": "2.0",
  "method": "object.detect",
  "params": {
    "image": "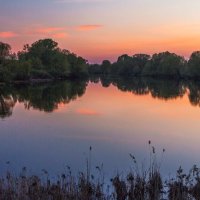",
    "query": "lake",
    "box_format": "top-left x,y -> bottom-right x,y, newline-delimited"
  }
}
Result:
1,77 -> 200,178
